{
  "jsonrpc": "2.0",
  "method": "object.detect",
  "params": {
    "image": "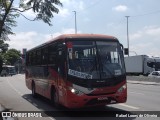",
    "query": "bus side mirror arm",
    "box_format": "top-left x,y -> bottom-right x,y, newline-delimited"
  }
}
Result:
120,43 -> 124,50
